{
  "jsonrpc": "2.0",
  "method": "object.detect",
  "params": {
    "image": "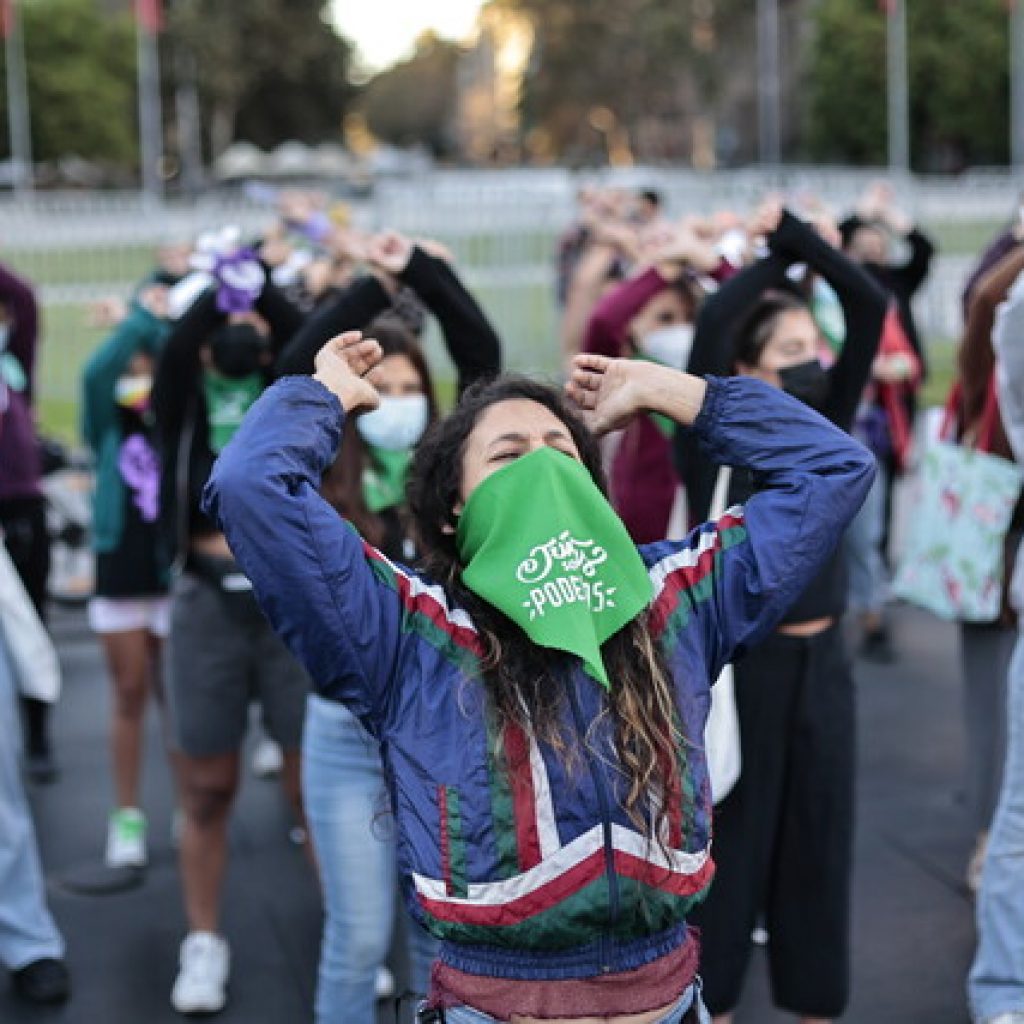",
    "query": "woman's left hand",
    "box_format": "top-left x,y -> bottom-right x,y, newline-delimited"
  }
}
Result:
567,354 -> 707,434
